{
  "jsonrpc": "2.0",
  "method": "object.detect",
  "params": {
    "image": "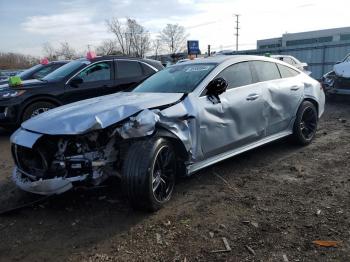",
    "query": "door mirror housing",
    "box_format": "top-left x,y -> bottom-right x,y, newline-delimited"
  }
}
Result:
206,77 -> 228,96
70,76 -> 83,87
